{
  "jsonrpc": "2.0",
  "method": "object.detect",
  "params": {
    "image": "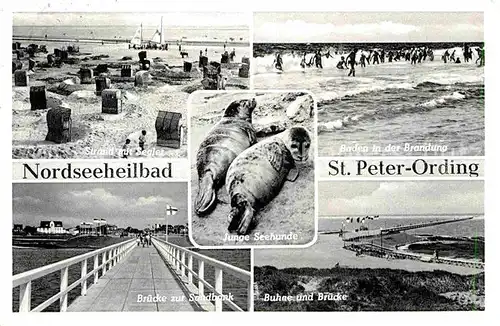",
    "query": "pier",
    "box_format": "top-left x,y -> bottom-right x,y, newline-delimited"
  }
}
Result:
344,243 -> 485,270
343,216 -> 475,241
12,237 -> 251,312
